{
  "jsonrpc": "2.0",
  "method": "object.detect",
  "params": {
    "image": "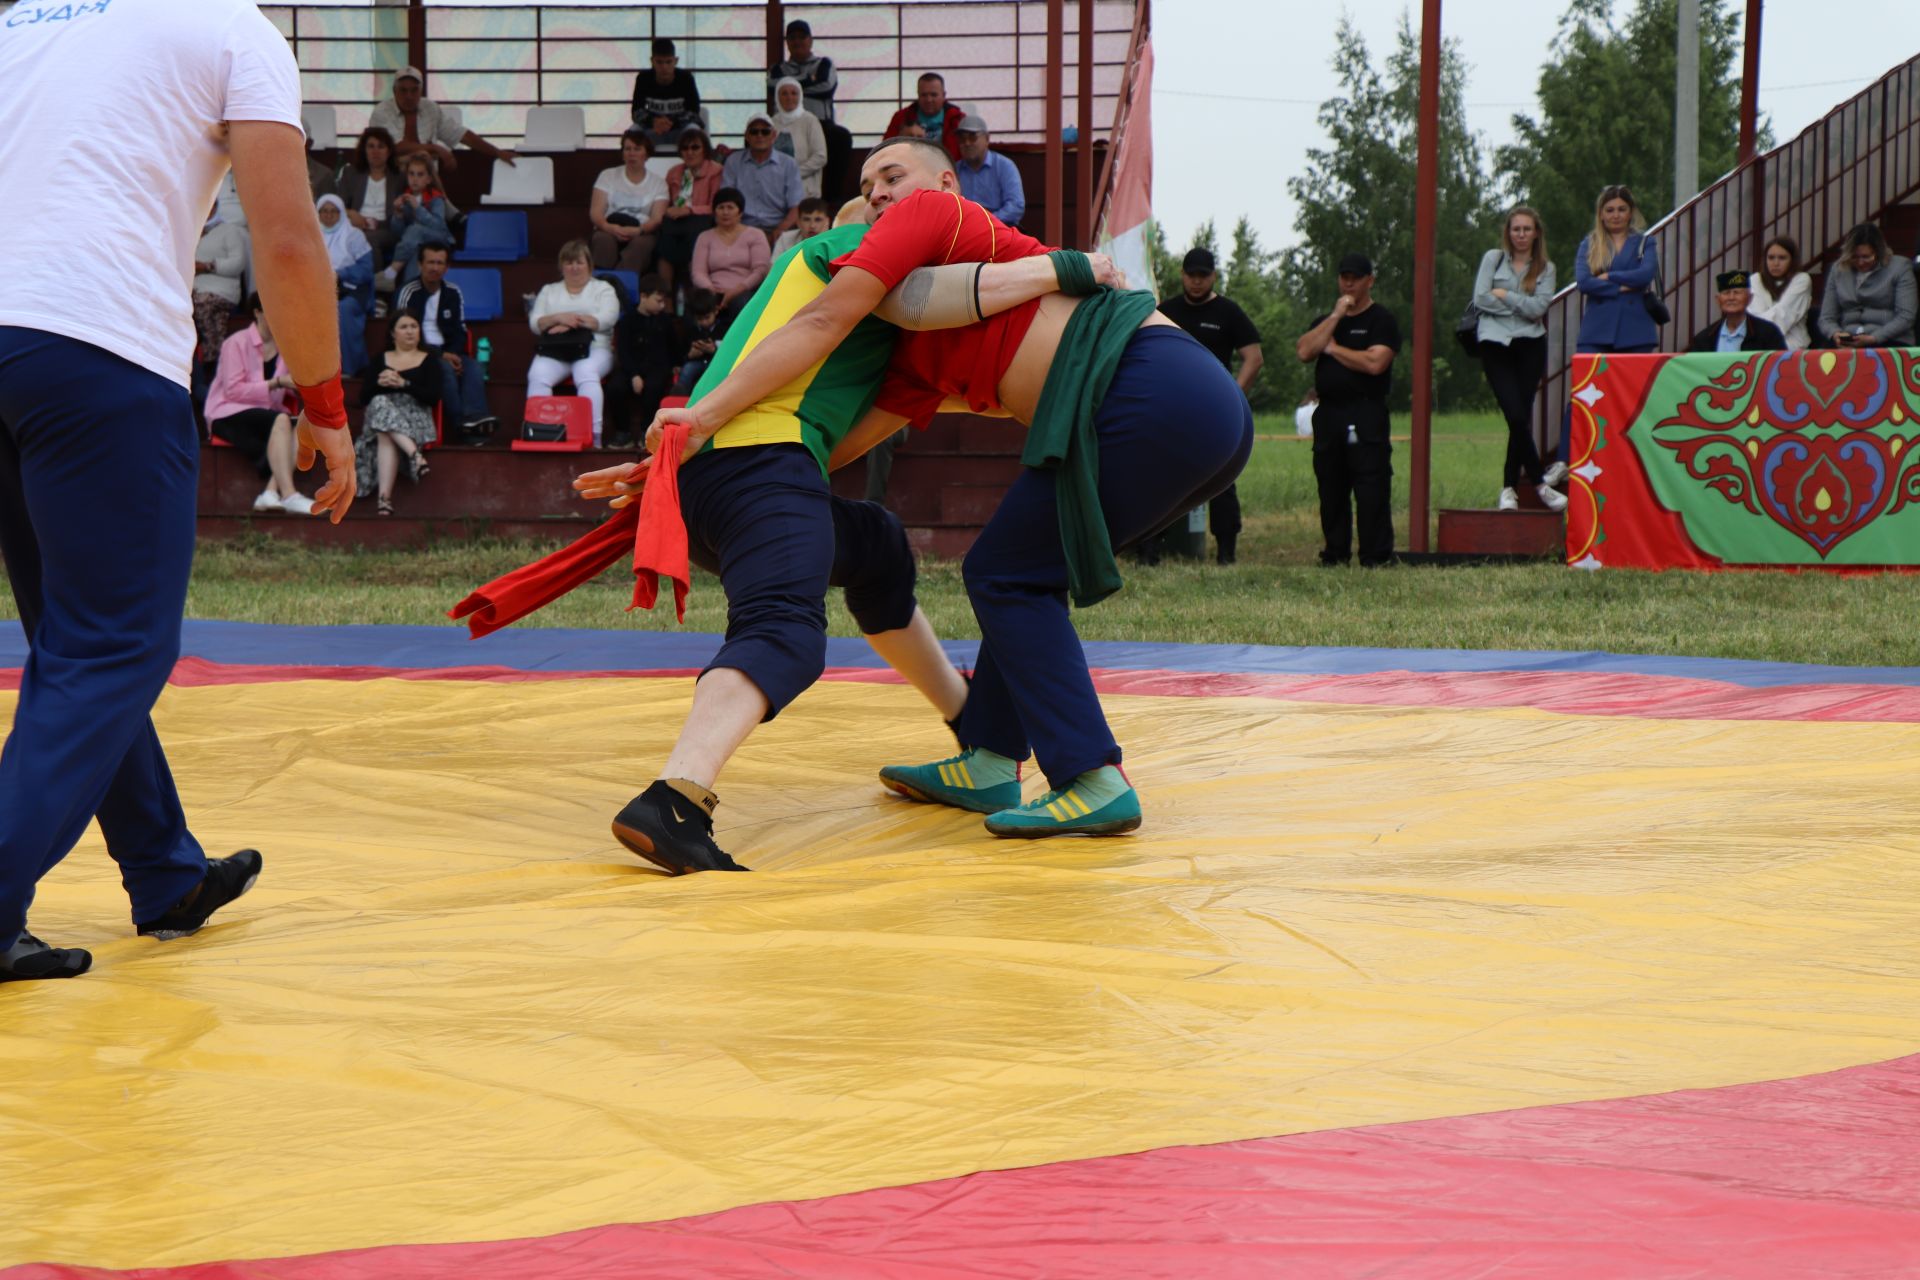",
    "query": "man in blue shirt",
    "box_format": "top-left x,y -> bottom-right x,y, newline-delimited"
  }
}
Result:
720,115 -> 804,245
1688,270 -> 1786,353
954,115 -> 1026,229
